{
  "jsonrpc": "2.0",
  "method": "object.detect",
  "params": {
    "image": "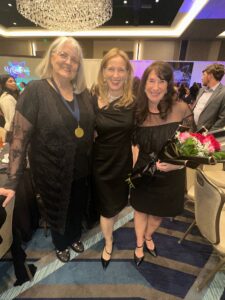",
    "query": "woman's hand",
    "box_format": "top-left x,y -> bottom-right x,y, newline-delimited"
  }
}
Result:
0,188 -> 15,207
156,161 -> 183,172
